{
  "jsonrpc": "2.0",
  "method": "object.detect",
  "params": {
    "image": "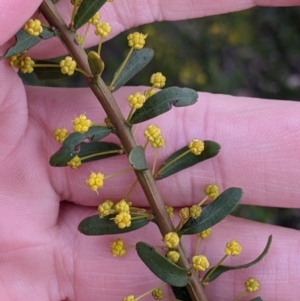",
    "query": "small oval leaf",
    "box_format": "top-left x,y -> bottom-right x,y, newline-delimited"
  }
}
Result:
203,235 -> 272,283
78,214 -> 150,235
49,126 -> 114,166
248,298 -> 263,301
178,188 -> 243,236
1,28 -> 54,59
155,141 -> 220,180
129,146 -> 148,171
136,242 -> 189,287
112,48 -> 154,92
171,286 -> 193,301
74,0 -> 106,30
130,87 -> 198,124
